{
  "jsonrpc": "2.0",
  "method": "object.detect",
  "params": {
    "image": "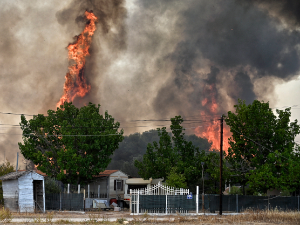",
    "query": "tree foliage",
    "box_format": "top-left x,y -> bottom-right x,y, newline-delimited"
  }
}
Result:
202,151 -> 230,194
108,130 -> 211,177
225,99 -> 300,193
134,116 -> 210,189
18,102 -> 124,185
165,167 -> 187,188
